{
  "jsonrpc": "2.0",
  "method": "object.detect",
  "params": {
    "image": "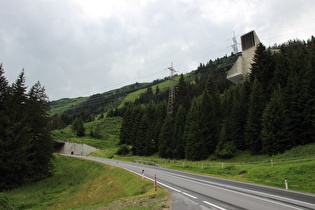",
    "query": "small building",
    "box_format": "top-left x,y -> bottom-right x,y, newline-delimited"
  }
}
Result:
227,30 -> 261,83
